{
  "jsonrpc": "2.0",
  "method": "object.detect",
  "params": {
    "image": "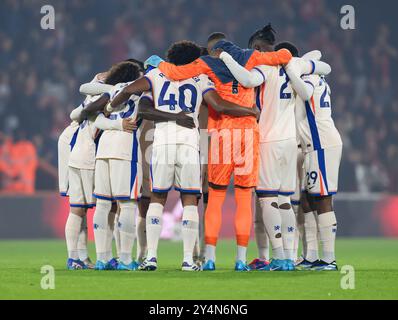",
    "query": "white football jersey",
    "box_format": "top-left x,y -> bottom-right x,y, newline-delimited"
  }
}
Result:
96,82 -> 141,161
69,95 -> 102,170
144,68 -> 215,150
296,75 -> 343,153
255,65 -> 296,143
